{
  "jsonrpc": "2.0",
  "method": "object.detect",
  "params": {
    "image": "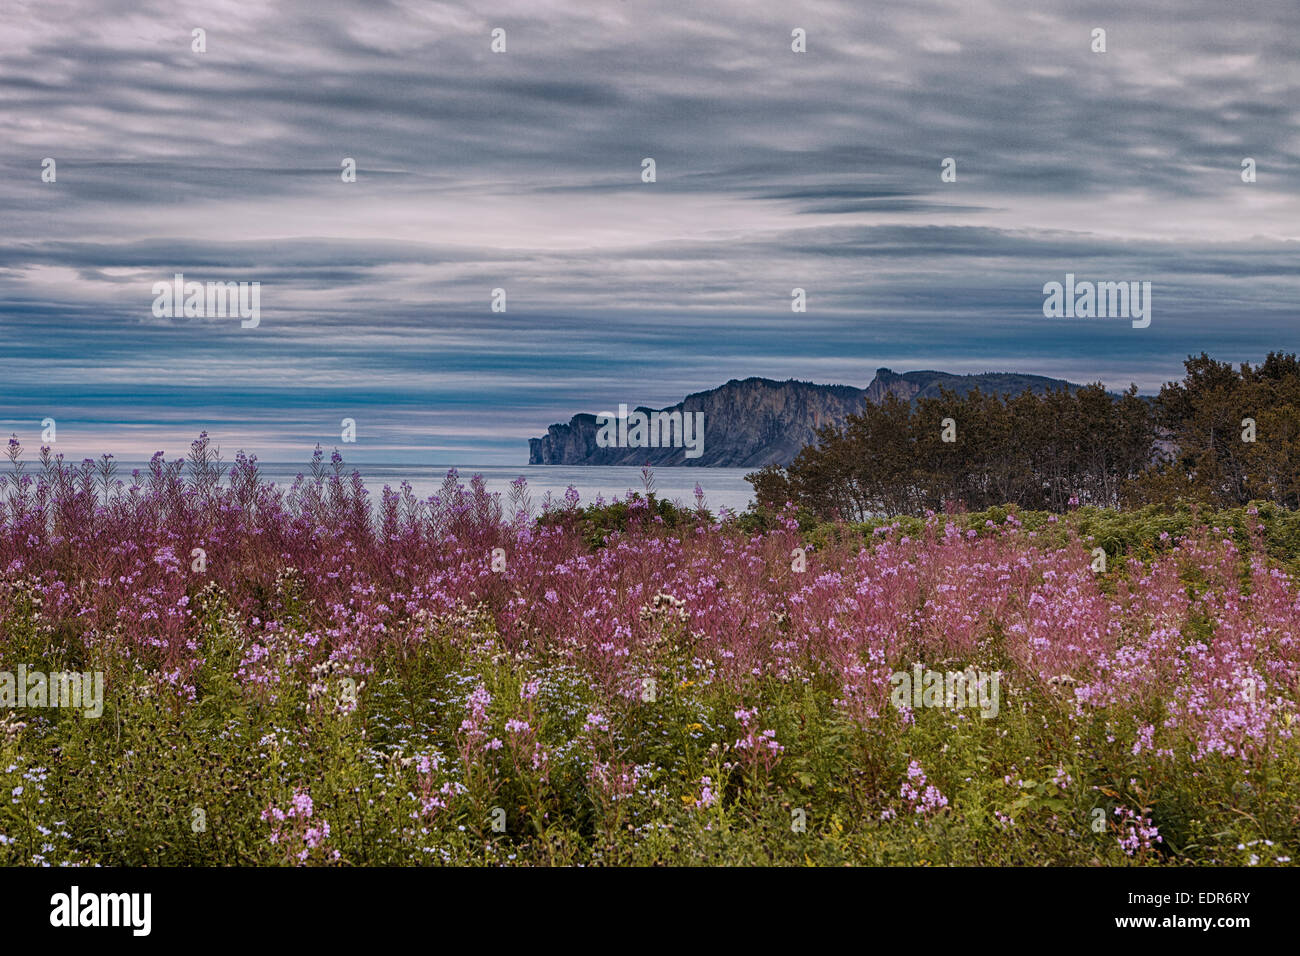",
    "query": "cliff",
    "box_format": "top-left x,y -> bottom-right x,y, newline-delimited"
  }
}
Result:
528,368 -> 1083,467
